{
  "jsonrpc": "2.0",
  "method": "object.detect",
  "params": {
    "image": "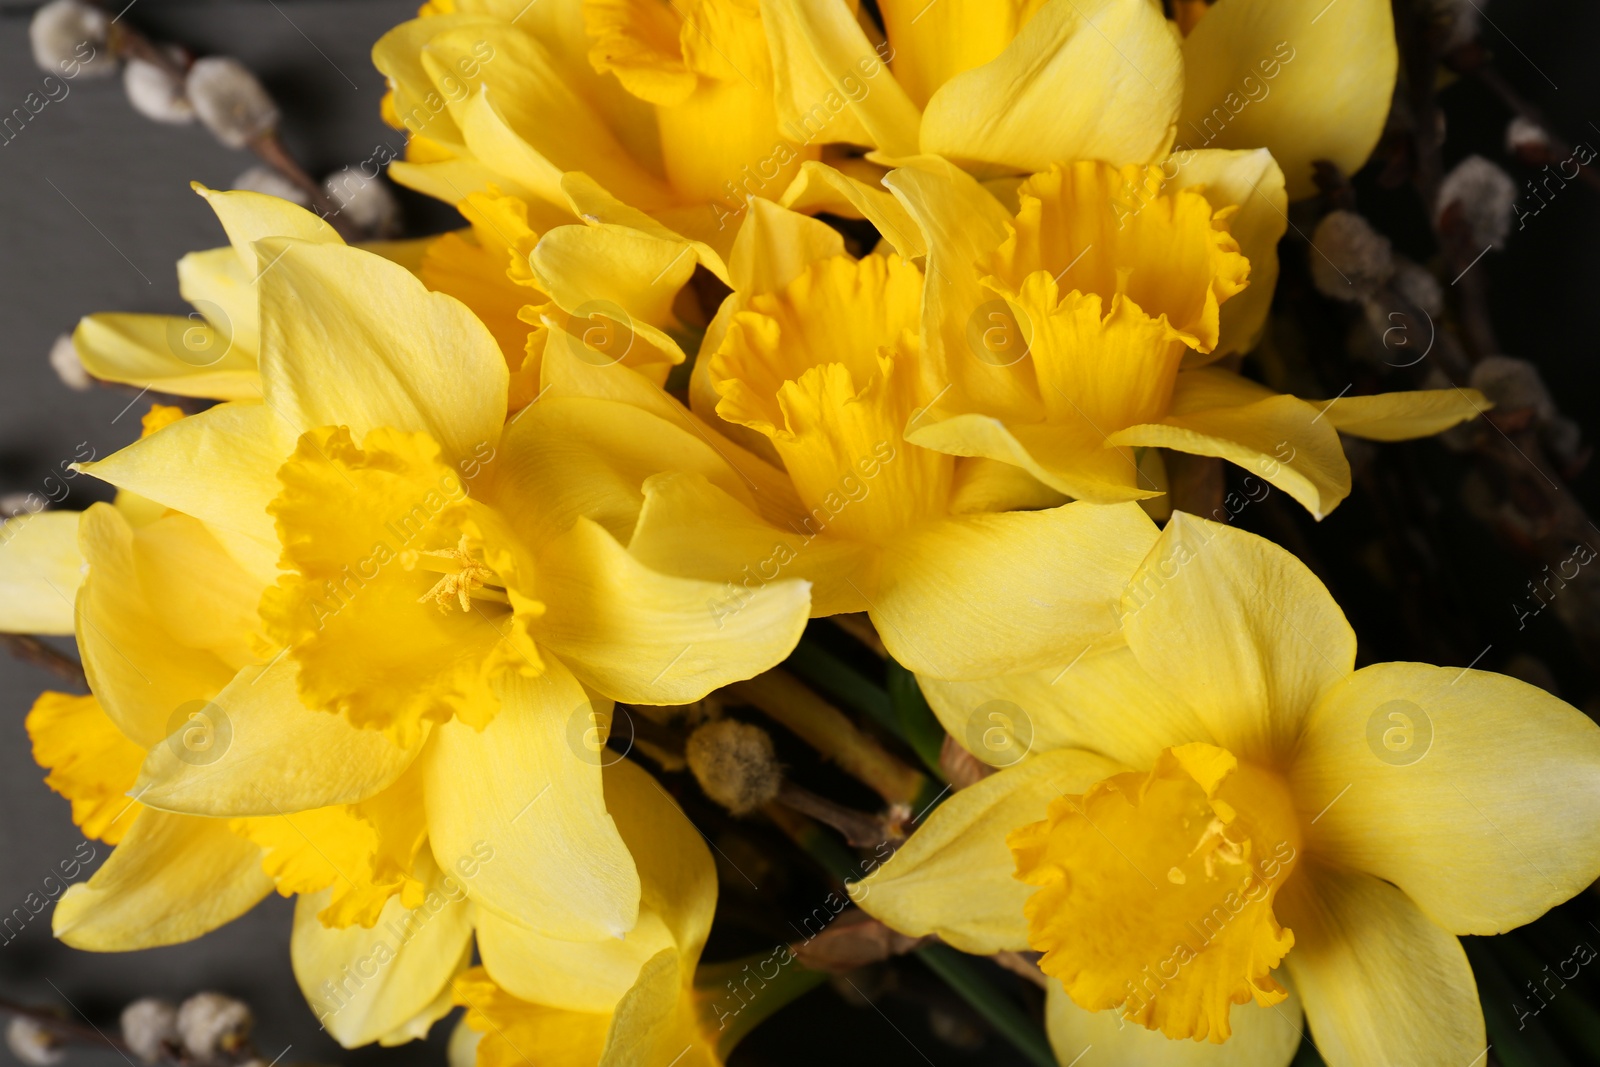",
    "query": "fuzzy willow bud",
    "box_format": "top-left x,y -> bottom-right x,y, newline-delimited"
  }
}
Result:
686,719 -> 782,815
186,58 -> 278,149
29,0 -> 114,79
